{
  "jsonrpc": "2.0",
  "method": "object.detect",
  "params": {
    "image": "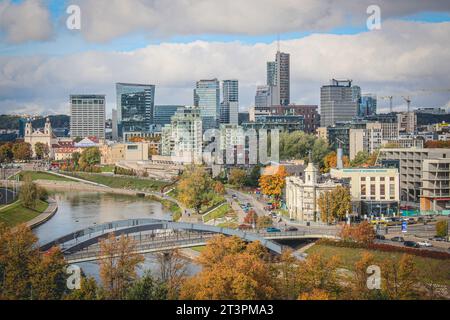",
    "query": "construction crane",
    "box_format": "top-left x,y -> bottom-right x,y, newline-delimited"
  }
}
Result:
380,96 -> 394,113
402,96 -> 411,113
380,88 -> 450,113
